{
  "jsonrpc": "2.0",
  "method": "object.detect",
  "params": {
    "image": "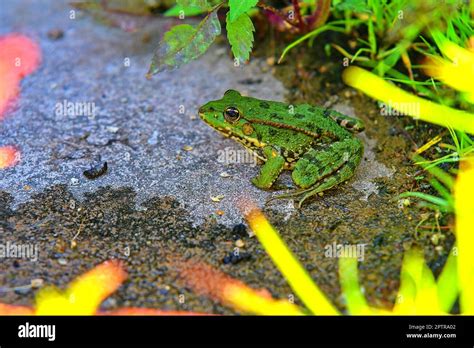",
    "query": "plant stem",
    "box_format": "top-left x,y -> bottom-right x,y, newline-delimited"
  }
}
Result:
291,0 -> 306,32
257,1 -> 300,30
307,0 -> 331,29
